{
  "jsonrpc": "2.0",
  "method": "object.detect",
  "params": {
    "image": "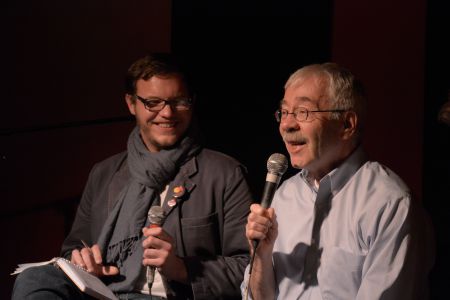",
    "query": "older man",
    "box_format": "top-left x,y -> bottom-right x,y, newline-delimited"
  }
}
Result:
244,63 -> 434,299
